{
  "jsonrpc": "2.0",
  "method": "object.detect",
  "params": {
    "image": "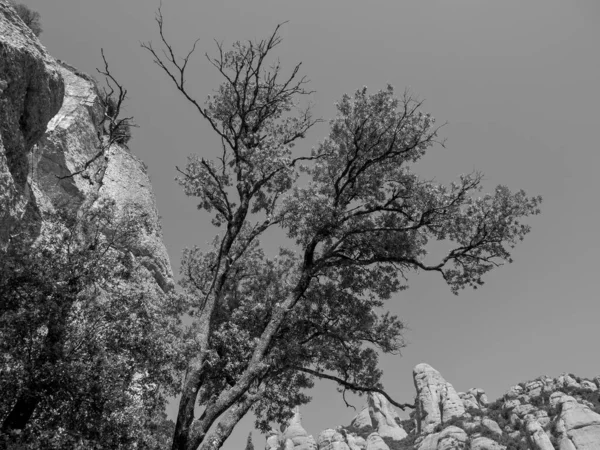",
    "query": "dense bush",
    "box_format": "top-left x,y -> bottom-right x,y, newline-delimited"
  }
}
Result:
0,203 -> 182,448
341,424 -> 374,441
8,0 -> 42,37
561,385 -> 600,414
495,433 -> 528,450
